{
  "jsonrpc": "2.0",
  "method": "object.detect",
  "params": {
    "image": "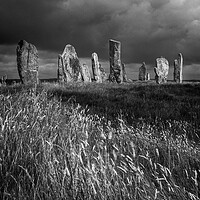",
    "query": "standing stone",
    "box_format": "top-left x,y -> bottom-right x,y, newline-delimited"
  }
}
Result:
174,53 -> 183,83
81,64 -> 91,82
58,44 -> 83,83
99,64 -> 108,82
146,73 -> 150,81
91,52 -> 102,83
139,62 -> 147,81
154,57 -> 169,84
16,40 -> 39,84
122,63 -> 128,82
1,74 -> 7,85
109,39 -> 122,83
